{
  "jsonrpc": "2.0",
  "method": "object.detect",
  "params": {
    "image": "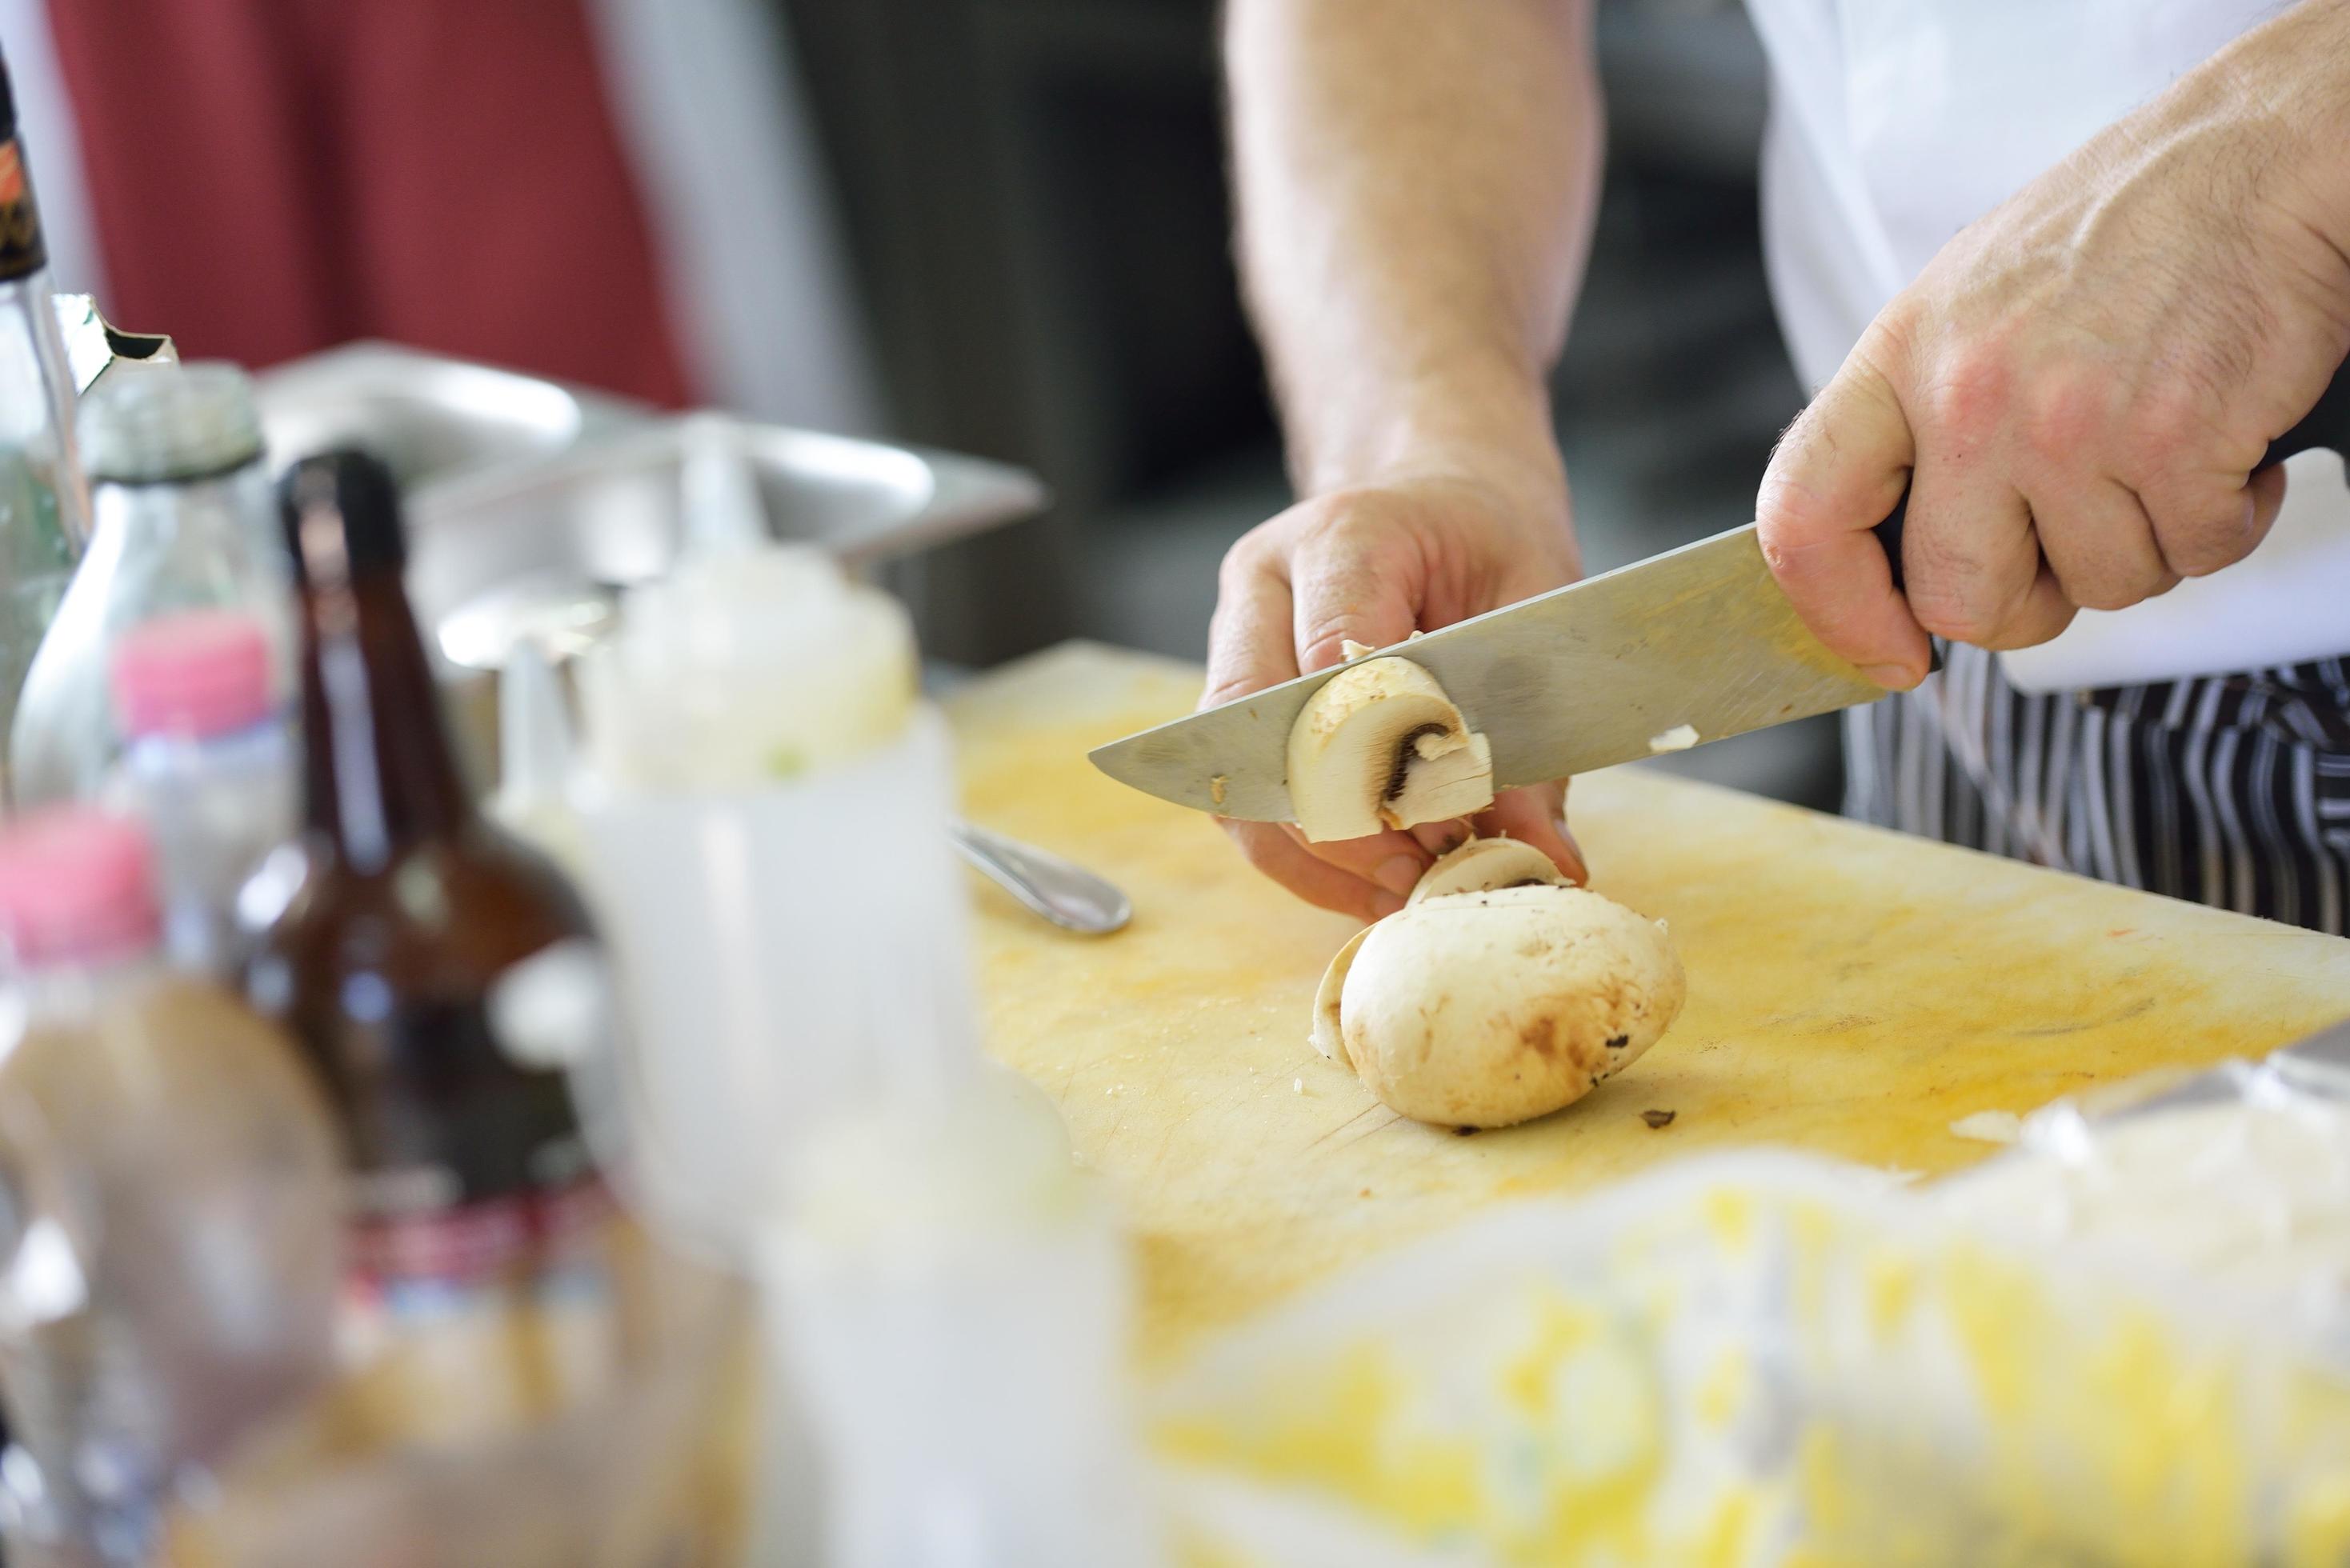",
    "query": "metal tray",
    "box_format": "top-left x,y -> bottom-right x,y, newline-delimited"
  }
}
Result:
254,343 -> 1047,671
256,342 -> 647,494
253,342 -> 1047,787
406,413 -> 1046,670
